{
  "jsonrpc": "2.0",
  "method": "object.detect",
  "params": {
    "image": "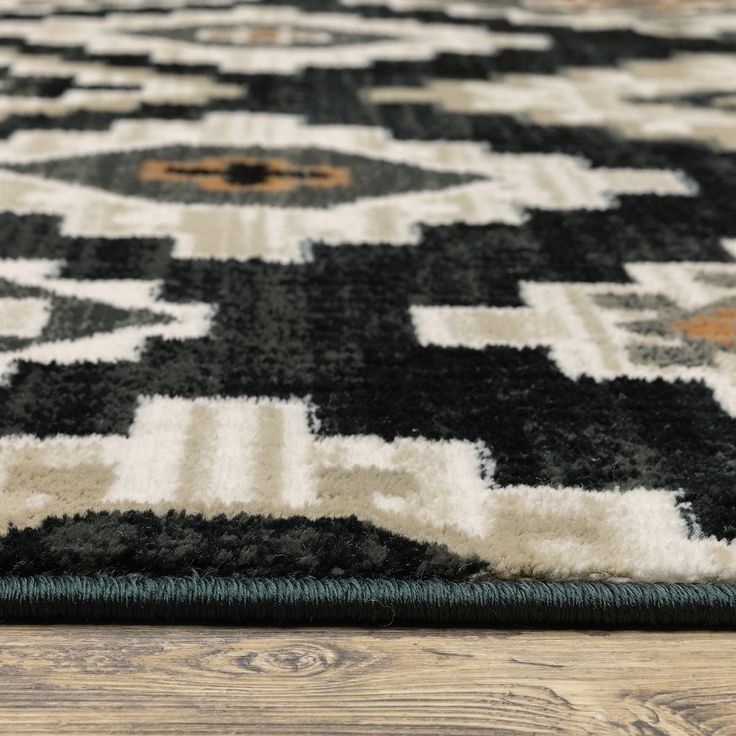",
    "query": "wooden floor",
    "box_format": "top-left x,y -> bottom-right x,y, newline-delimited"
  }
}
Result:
0,628 -> 734,734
